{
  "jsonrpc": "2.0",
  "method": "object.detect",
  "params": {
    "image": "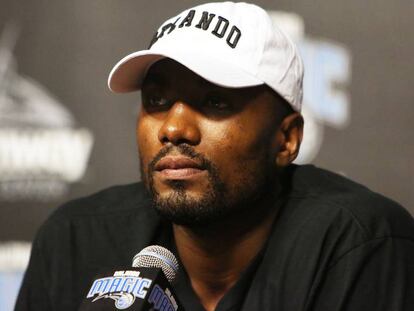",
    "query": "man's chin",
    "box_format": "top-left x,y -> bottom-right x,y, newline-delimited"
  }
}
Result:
156,187 -> 205,203
151,190 -> 226,227
155,178 -> 210,198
